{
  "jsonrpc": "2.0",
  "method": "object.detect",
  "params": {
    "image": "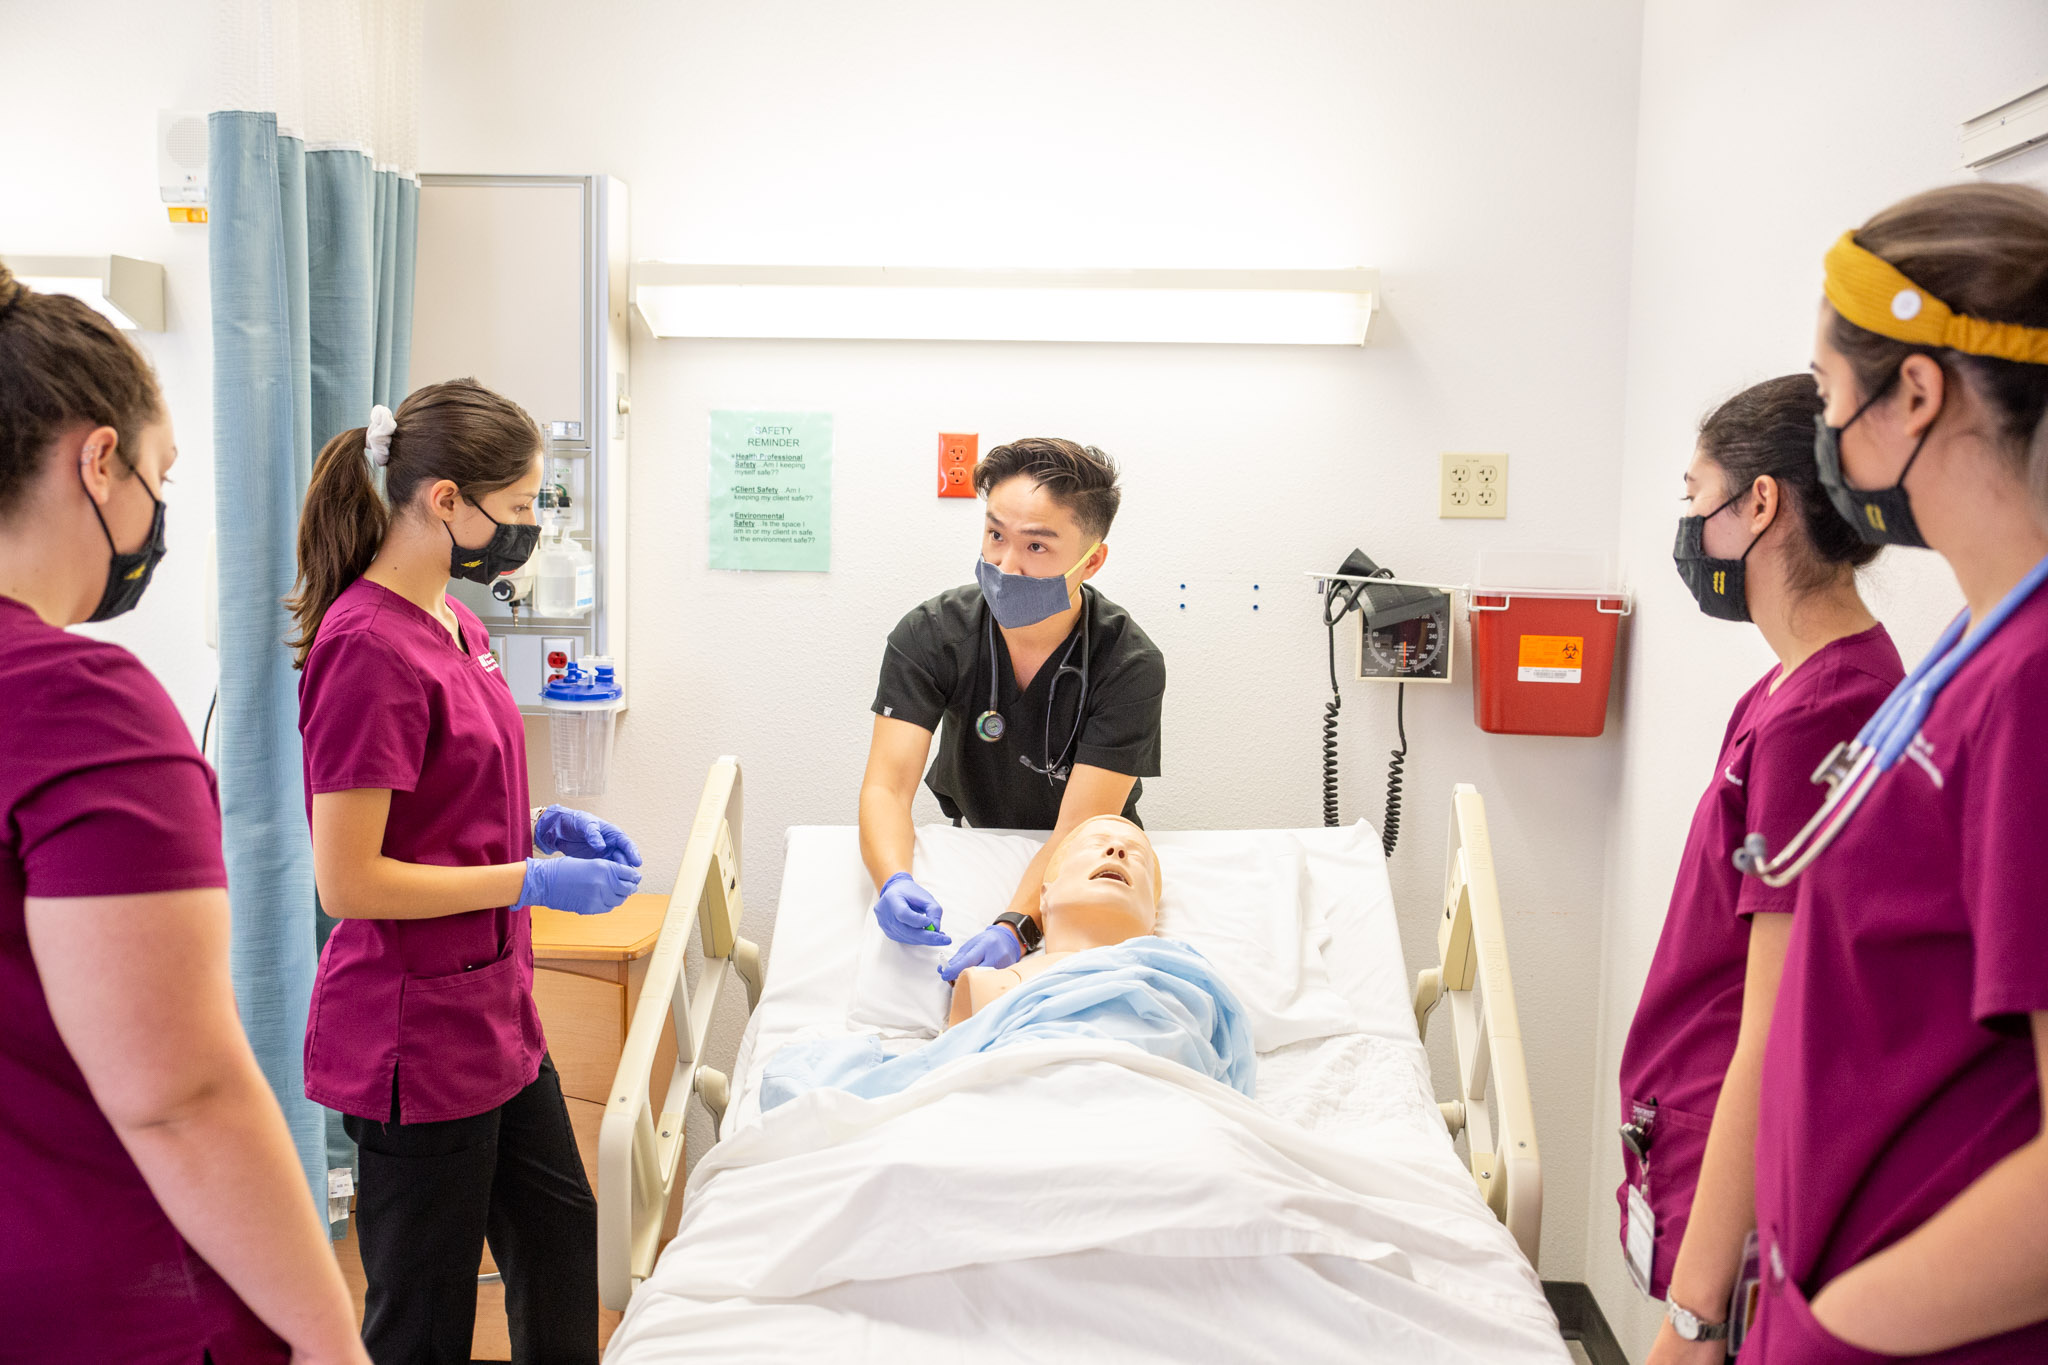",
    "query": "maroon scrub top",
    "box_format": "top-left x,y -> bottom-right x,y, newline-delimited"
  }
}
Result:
299,578 -> 542,1124
1616,625 -> 1901,1297
0,596 -> 287,1363
1750,589 -> 2048,1363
